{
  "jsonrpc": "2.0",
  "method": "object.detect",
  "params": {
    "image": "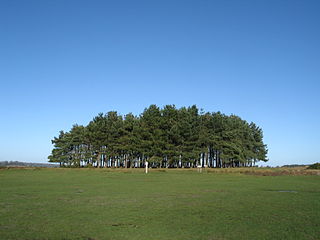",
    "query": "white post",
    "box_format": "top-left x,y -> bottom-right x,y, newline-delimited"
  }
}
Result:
145,161 -> 148,174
